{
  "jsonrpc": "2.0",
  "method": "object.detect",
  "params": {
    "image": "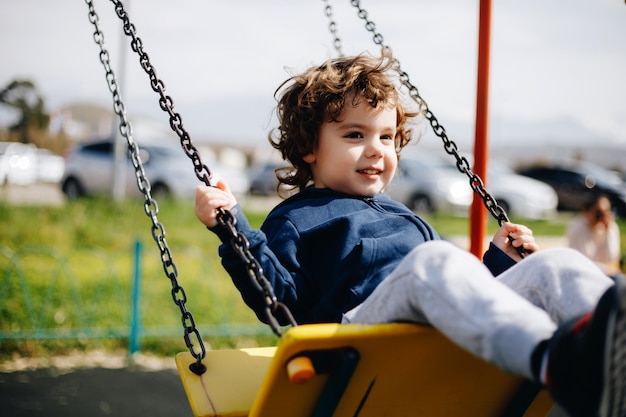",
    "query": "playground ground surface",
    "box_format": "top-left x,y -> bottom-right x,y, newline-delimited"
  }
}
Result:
0,351 -> 192,417
0,349 -> 572,417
